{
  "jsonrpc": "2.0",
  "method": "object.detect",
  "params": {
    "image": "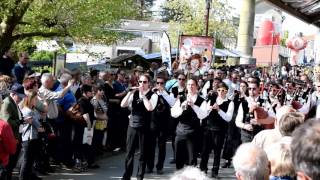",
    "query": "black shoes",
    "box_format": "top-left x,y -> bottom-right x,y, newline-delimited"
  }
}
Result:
146,169 -> 153,174
169,159 -> 176,164
156,169 -> 164,175
221,160 -> 231,168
